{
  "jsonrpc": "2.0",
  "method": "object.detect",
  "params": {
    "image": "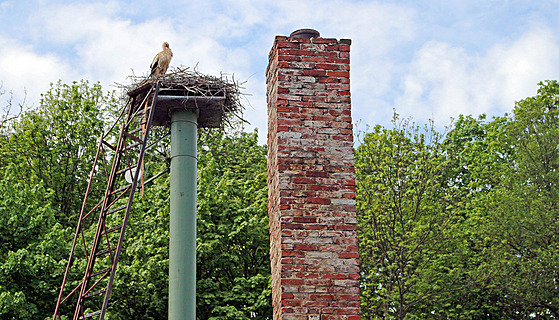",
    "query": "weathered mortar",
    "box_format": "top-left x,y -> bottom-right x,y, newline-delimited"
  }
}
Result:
266,29 -> 361,320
